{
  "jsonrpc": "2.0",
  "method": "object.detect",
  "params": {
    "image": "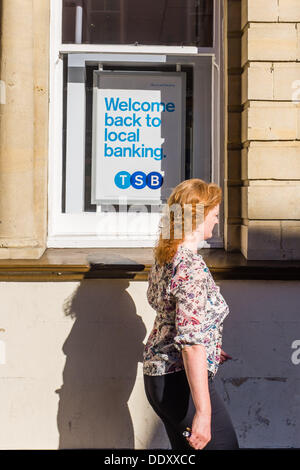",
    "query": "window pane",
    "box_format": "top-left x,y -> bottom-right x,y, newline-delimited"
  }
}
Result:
62,57 -> 194,213
62,0 -> 213,47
